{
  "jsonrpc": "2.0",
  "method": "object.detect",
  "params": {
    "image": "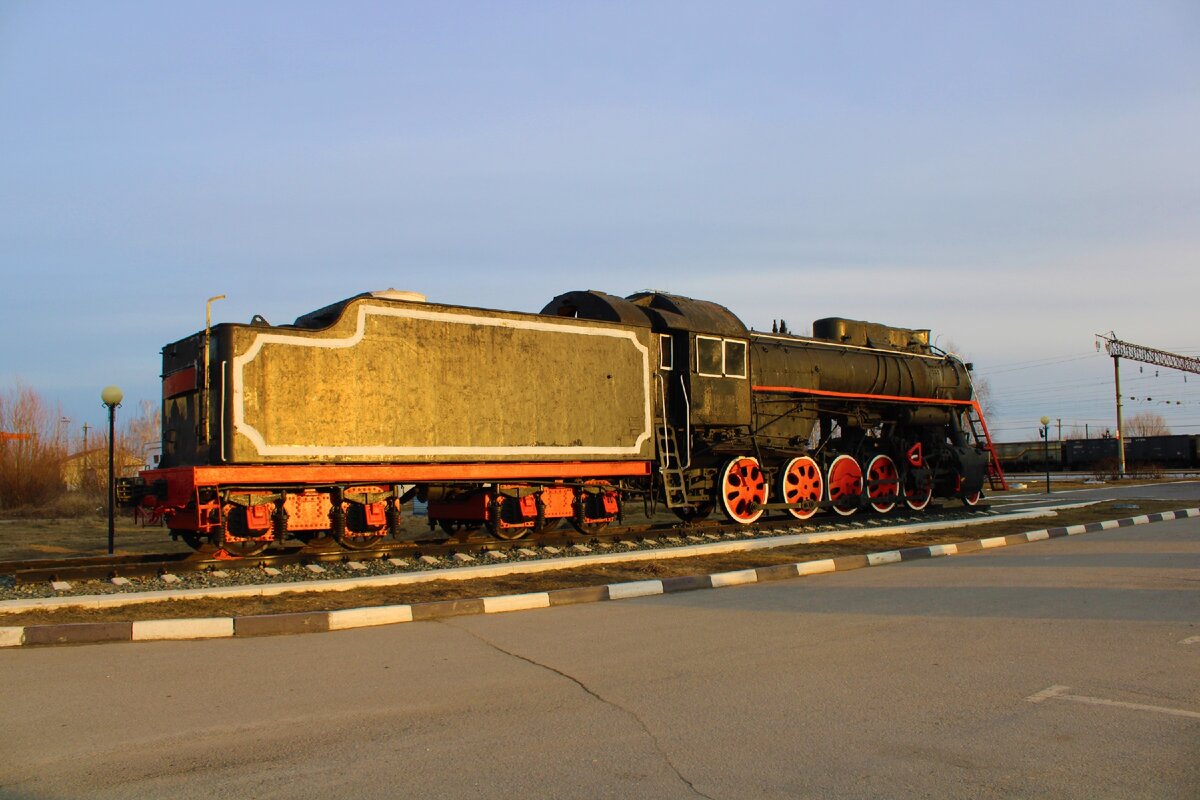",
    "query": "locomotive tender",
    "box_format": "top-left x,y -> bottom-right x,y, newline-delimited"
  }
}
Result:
137,289 -> 1004,555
